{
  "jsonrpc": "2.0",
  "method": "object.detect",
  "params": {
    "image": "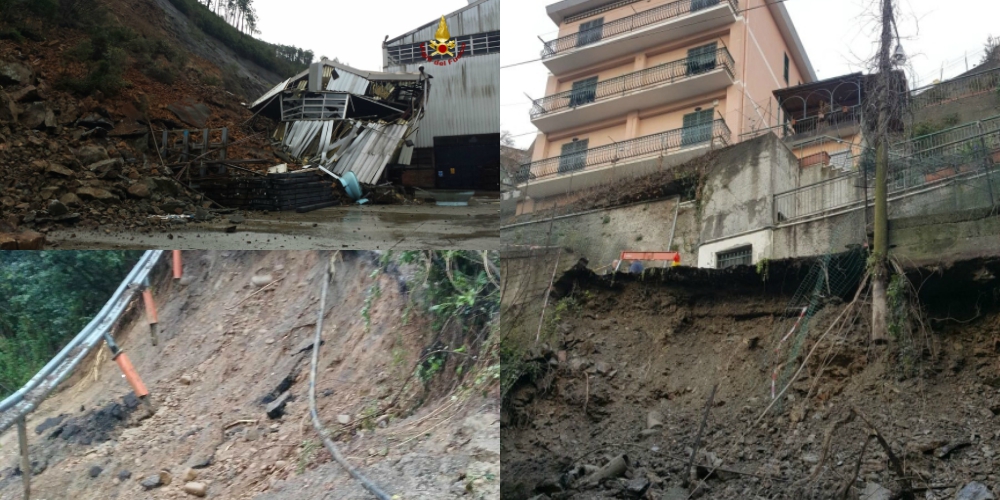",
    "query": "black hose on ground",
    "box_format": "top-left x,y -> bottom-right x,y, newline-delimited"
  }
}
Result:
309,261 -> 392,500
